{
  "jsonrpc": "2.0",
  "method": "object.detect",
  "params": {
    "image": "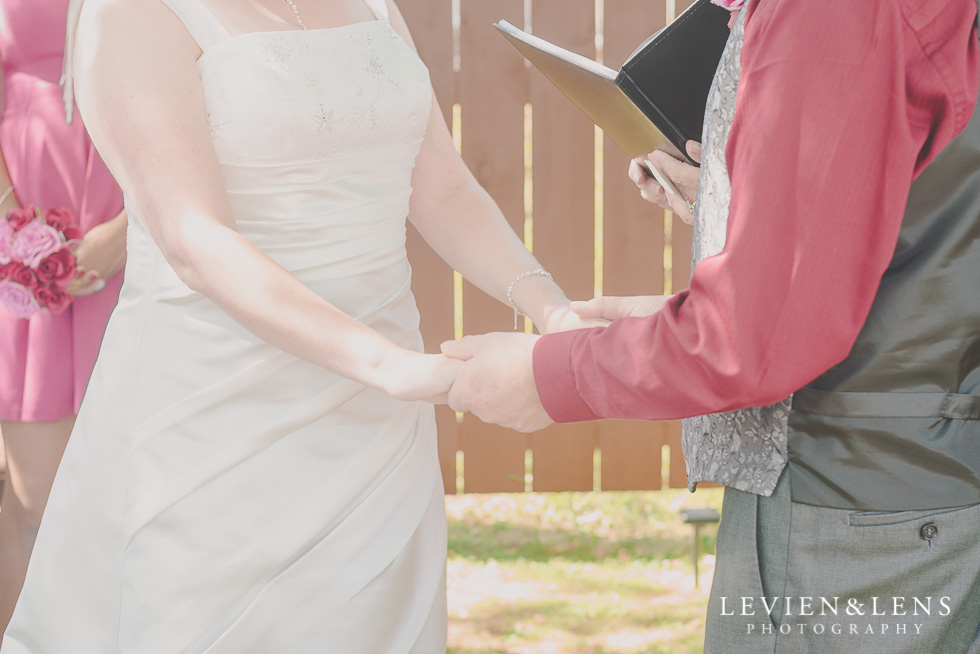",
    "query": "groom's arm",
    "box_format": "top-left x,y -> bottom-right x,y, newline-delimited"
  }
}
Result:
532,0 -> 979,422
